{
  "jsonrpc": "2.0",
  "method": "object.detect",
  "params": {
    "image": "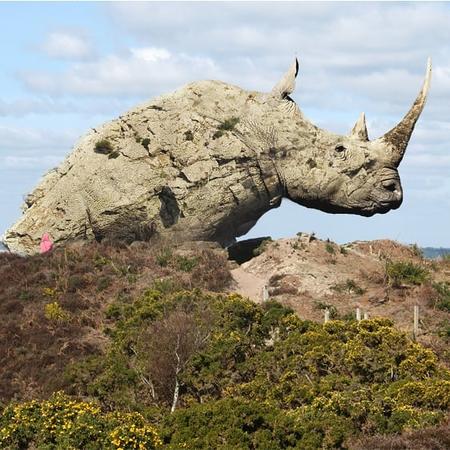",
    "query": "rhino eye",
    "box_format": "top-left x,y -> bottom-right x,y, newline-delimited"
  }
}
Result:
335,145 -> 346,153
